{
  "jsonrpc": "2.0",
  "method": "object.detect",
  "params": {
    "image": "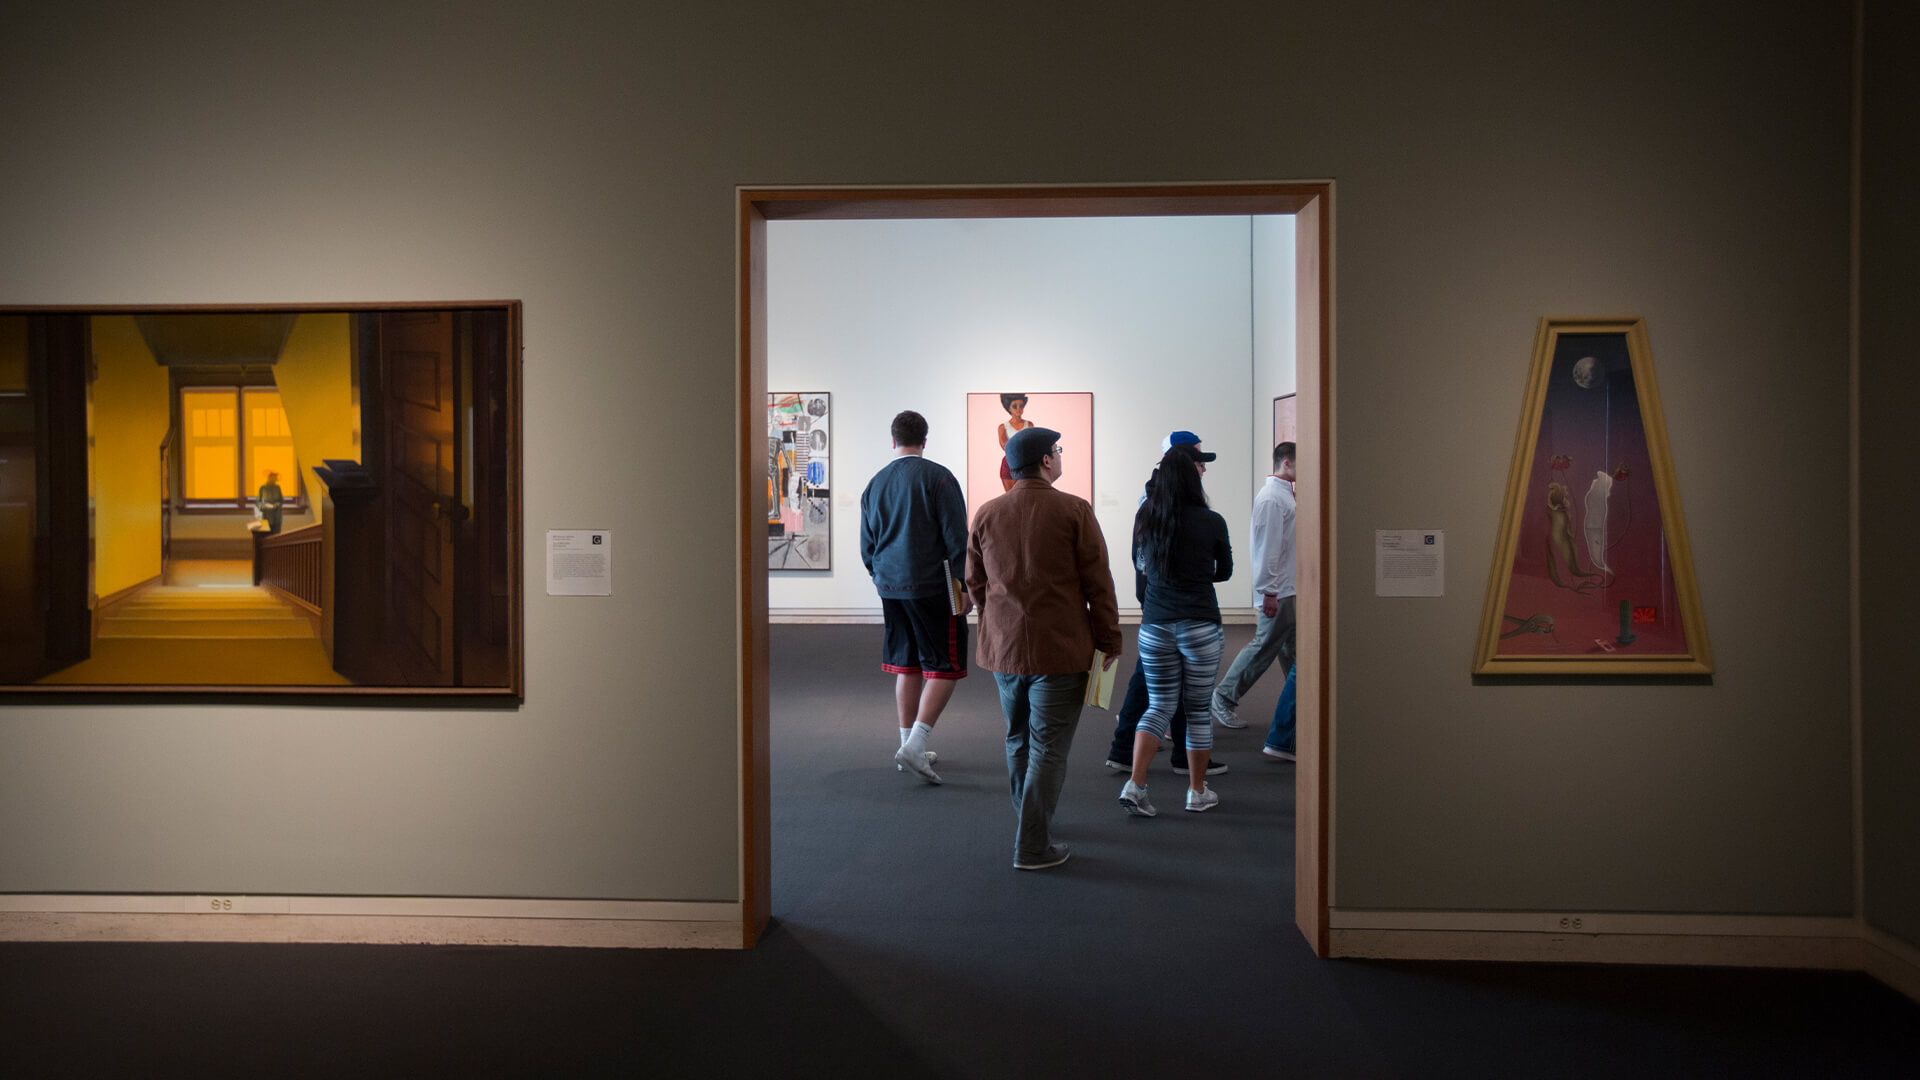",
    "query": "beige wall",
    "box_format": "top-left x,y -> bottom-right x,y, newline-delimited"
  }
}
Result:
88,316 -> 170,598
0,2 -> 1870,919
